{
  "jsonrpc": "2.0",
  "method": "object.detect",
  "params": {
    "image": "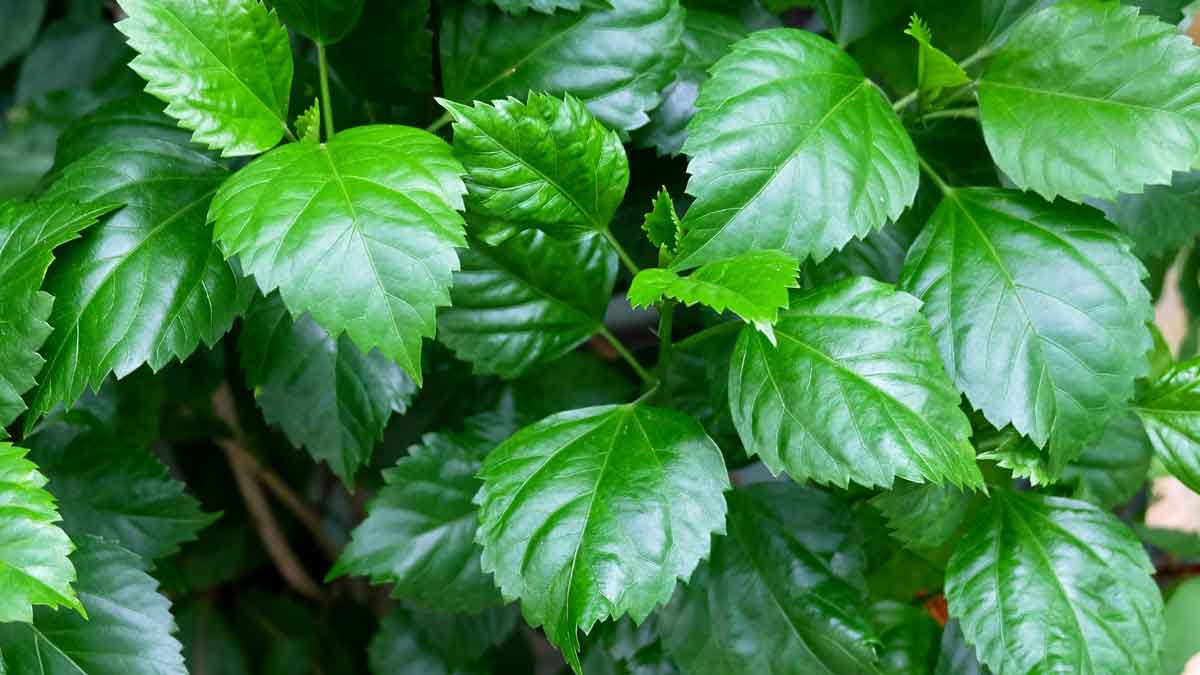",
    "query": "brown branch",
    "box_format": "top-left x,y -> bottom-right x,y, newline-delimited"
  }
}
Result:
234,447 -> 339,561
